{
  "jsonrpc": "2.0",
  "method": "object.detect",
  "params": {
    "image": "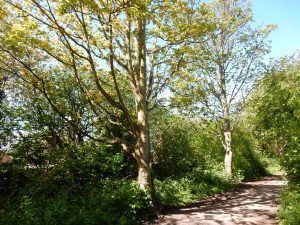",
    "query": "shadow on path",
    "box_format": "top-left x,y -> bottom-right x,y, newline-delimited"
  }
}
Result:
147,176 -> 287,225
